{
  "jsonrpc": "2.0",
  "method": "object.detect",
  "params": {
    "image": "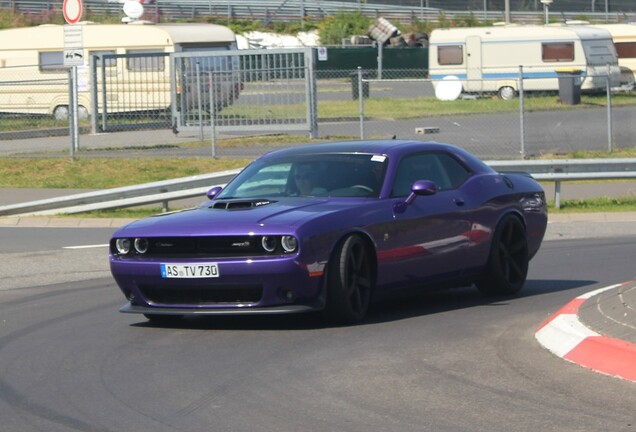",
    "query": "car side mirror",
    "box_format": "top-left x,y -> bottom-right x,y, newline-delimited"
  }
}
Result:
405,180 -> 437,204
206,186 -> 223,200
